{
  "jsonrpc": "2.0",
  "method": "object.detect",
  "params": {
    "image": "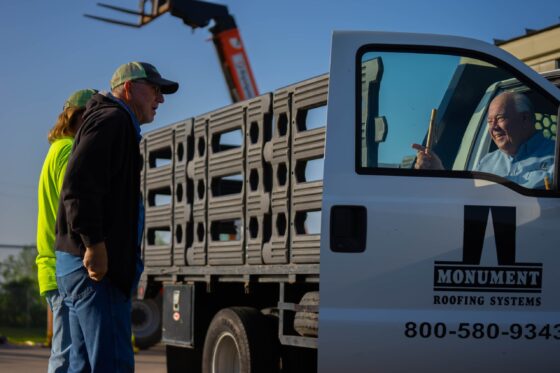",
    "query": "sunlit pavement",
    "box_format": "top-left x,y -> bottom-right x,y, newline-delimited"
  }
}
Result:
0,342 -> 166,372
